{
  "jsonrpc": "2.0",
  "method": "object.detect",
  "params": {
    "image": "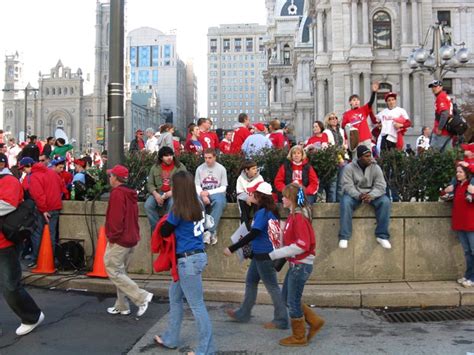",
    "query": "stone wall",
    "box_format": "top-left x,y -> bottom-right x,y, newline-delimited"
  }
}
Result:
59,201 -> 464,283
